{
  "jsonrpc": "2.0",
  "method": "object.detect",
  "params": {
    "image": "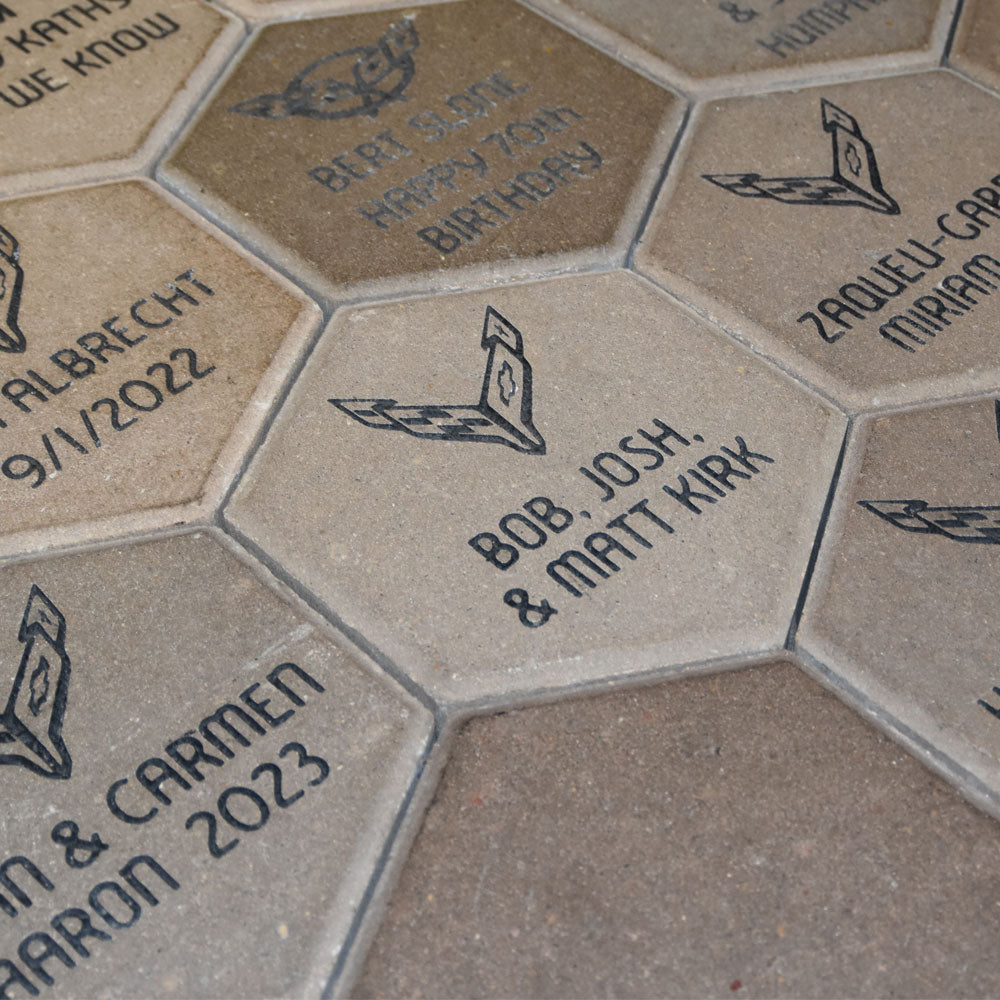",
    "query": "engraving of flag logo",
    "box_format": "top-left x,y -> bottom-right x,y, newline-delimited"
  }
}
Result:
331,306 -> 546,456
703,99 -> 900,216
0,224 -> 27,354
0,587 -> 72,780
859,402 -> 1000,545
